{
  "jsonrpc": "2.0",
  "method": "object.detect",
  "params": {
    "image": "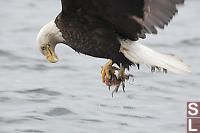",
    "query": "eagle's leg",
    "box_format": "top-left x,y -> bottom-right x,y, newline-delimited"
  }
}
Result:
112,66 -> 130,96
101,60 -> 119,83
